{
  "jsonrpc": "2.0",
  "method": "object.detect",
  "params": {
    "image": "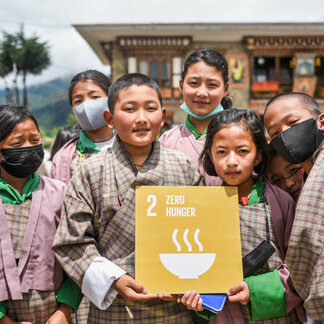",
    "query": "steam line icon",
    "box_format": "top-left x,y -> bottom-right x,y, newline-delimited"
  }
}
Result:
172,229 -> 203,252
160,228 -> 216,279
